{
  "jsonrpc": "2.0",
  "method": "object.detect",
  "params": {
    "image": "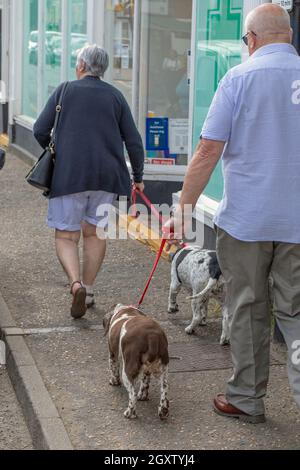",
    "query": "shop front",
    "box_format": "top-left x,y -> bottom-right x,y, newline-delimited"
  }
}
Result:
5,0 -> 268,234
